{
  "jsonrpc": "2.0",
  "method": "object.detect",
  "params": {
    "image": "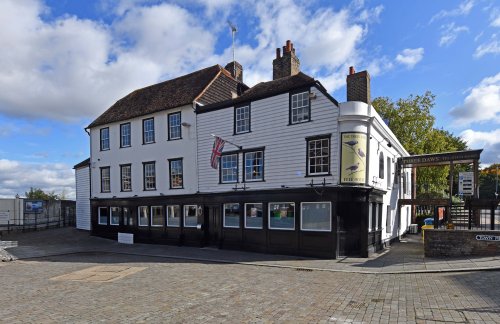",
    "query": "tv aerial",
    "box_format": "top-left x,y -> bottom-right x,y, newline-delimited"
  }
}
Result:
227,20 -> 237,76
